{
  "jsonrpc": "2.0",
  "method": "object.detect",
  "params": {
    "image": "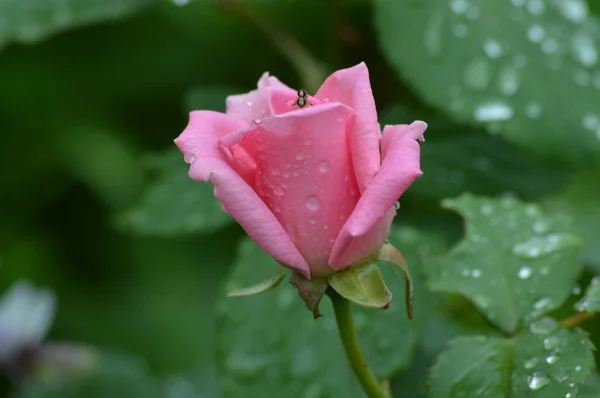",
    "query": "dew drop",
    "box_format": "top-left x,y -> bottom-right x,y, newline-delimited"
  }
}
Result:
525,102 -> 542,119
527,25 -> 545,43
293,170 -> 300,177
246,100 -> 254,107
572,285 -> 582,295
394,201 -> 401,211
557,0 -> 588,23
172,0 -> 189,6
513,54 -> 528,68
542,38 -> 559,54
184,154 -> 196,164
546,354 -> 560,365
529,317 -> 559,335
453,24 -> 468,38
305,195 -> 321,211
527,0 -> 545,15
524,357 -> 539,369
450,0 -> 469,14
253,118 -> 262,125
498,66 -> 521,96
513,233 -> 579,259
274,186 -> 284,196
474,101 -> 514,121
582,113 -> 599,130
319,161 -> 329,172
424,9 -> 445,57
483,39 -> 503,59
481,204 -> 493,215
518,266 -> 533,279
464,58 -> 491,90
296,151 -> 306,160
575,365 -> 582,372
471,269 -> 482,278
309,218 -> 317,226
304,139 -> 312,146
543,335 -> 561,350
571,34 -> 598,67
528,371 -> 551,390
